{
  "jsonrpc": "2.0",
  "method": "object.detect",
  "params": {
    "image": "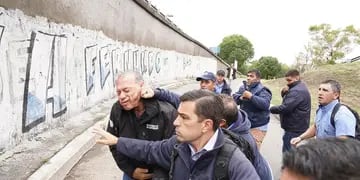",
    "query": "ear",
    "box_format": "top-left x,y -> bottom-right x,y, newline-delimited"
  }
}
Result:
219,119 -> 227,128
202,119 -> 214,133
